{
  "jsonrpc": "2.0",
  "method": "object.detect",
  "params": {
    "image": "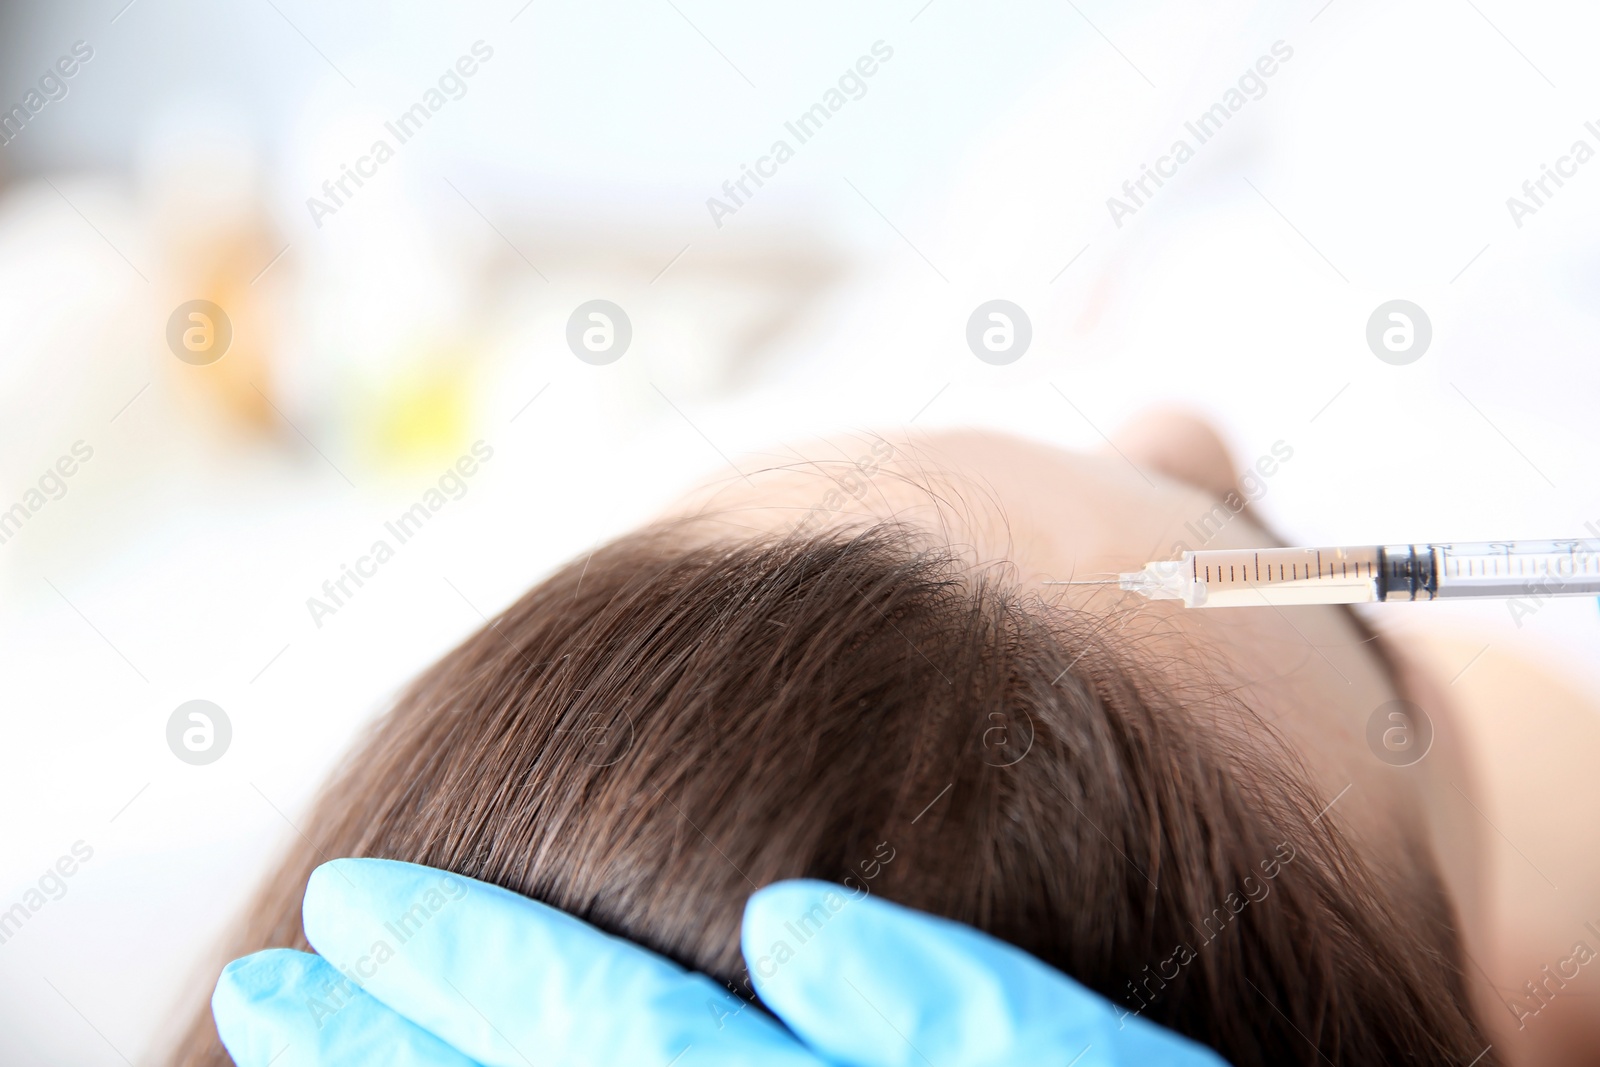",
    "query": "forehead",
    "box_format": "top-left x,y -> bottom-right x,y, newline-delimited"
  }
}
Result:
663,429 -> 1209,574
